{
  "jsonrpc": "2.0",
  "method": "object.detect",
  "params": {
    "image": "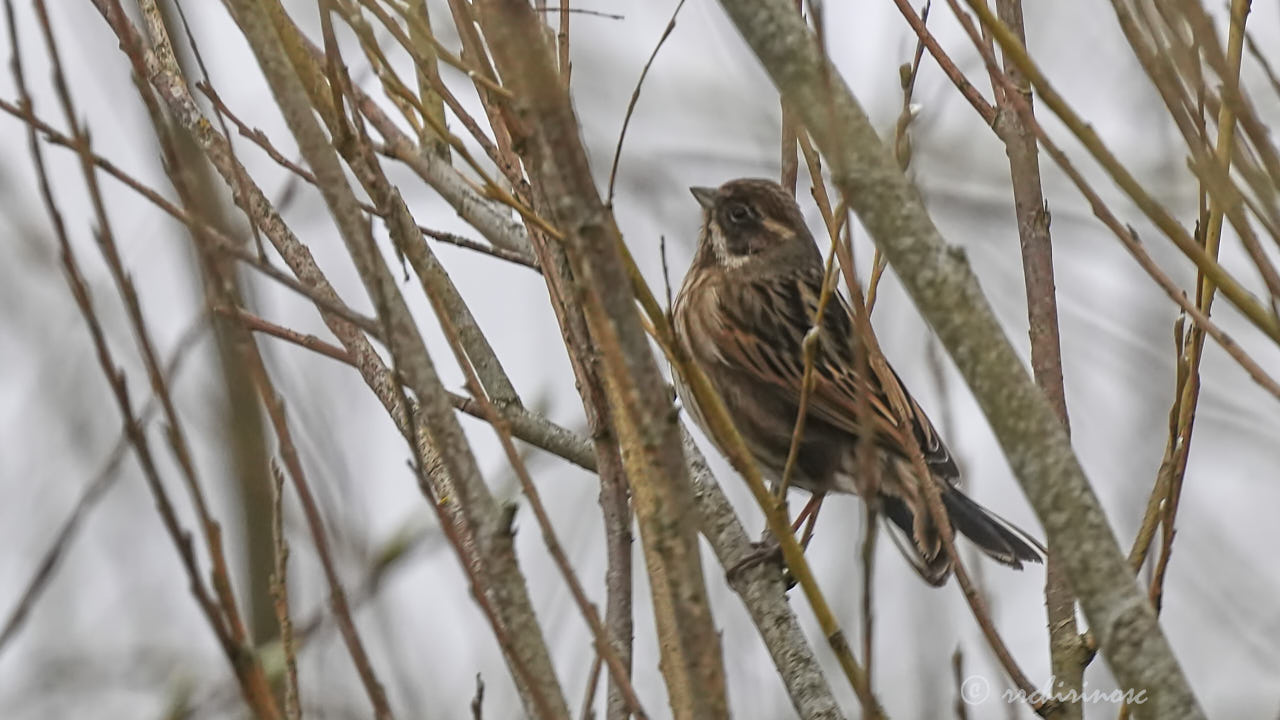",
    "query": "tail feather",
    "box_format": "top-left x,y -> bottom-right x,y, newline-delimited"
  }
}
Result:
880,484 -> 1042,585
941,487 -> 1044,567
